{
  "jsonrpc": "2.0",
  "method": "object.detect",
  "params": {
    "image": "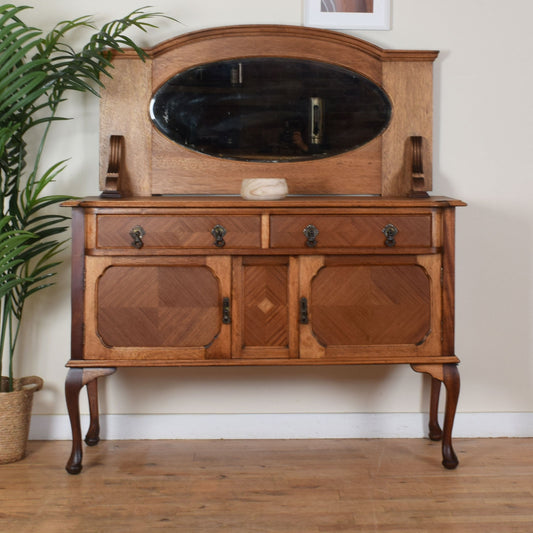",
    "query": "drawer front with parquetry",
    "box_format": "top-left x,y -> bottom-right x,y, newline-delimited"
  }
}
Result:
96,215 -> 262,250
269,214 -> 433,250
